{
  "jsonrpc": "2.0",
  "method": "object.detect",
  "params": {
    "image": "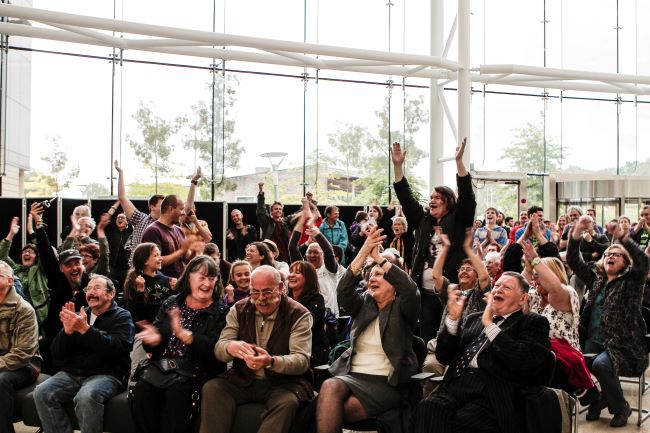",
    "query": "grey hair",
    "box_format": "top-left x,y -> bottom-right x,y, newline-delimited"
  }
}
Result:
252,265 -> 281,286
484,251 -> 501,265
566,205 -> 583,216
89,273 -> 115,292
0,260 -> 13,277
